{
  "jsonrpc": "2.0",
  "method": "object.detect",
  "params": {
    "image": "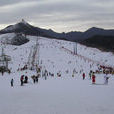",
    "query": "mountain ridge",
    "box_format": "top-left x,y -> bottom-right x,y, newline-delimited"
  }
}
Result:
0,20 -> 114,52
0,20 -> 114,42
